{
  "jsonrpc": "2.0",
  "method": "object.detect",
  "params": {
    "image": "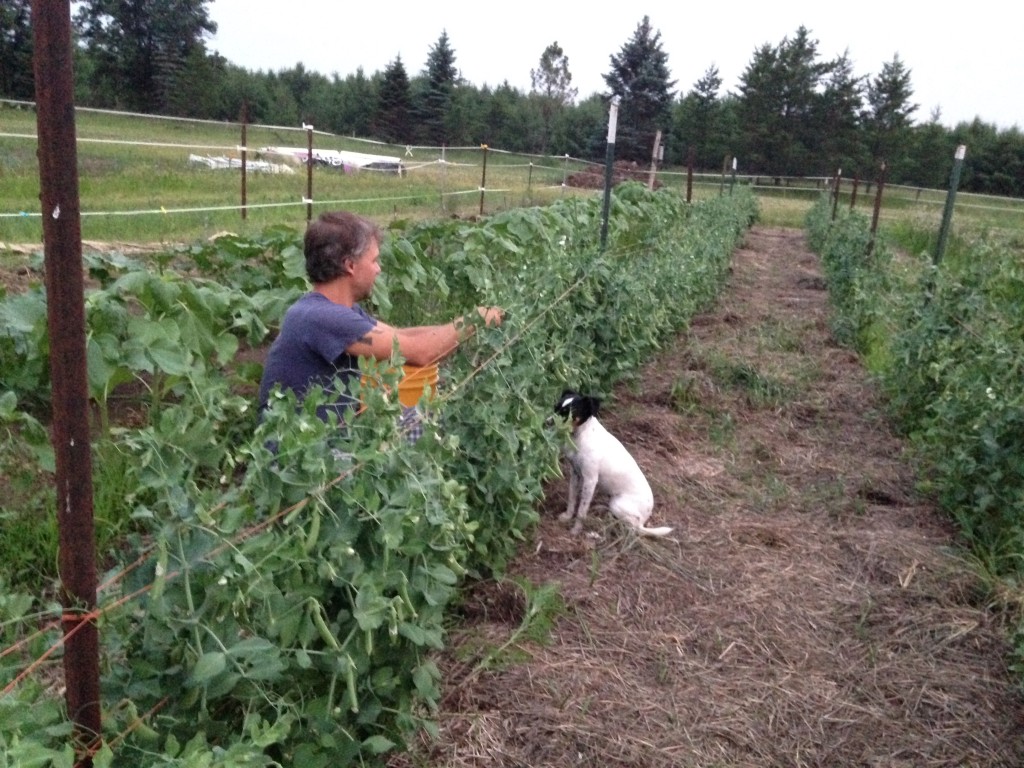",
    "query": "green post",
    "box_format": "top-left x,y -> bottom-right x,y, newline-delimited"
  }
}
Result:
304,121 -> 314,222
934,144 -> 967,266
600,95 -> 621,252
